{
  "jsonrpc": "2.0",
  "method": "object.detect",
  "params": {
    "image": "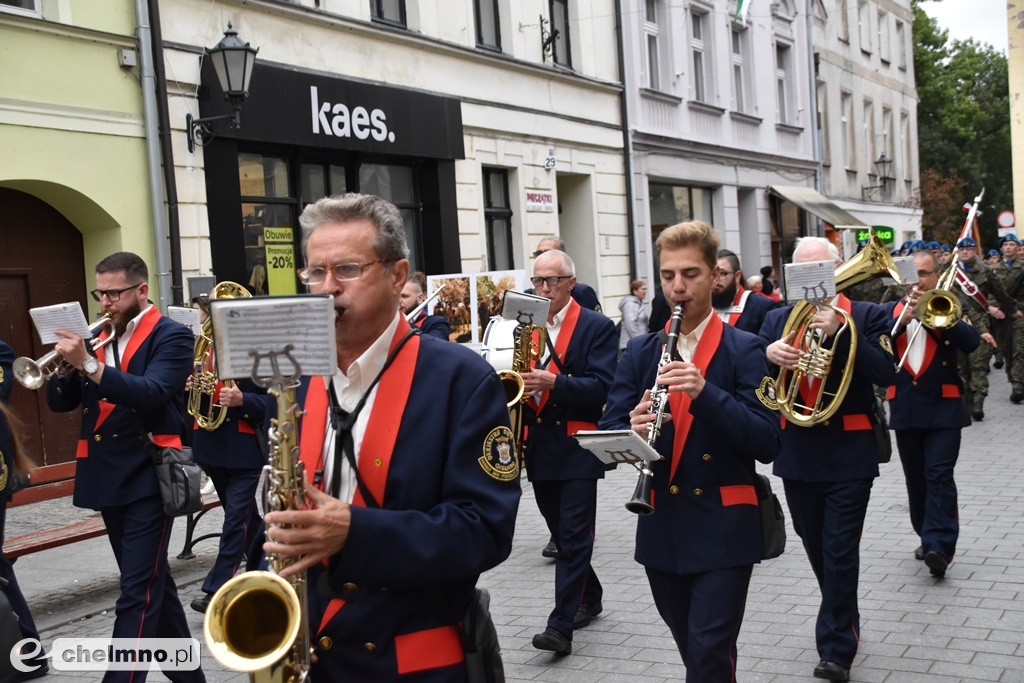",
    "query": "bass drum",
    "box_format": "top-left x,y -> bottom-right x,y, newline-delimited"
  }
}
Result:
480,316 -> 519,371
